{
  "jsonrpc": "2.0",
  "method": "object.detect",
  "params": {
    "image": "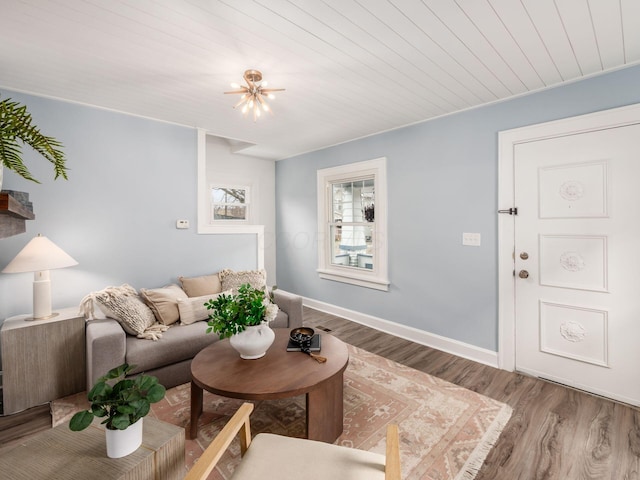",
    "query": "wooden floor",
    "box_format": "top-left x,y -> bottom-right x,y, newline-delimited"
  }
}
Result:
304,307 -> 640,480
2,307 -> 638,478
